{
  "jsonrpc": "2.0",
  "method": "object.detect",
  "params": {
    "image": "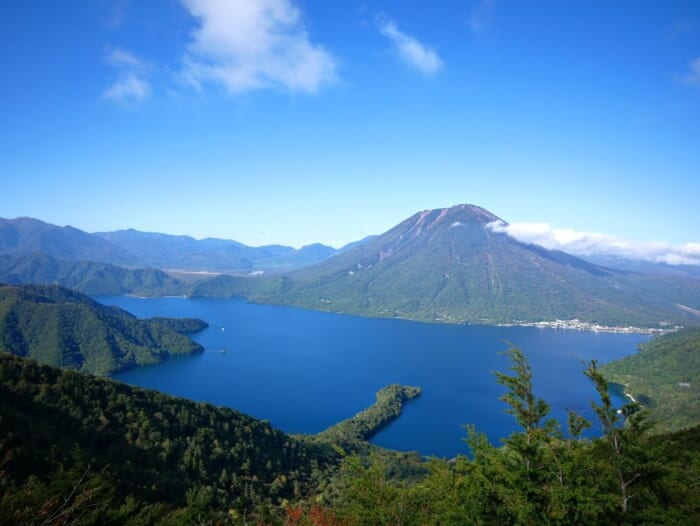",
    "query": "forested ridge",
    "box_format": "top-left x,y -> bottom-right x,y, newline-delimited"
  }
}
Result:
0,353 -> 336,525
0,253 -> 182,296
0,284 -> 205,375
316,384 -> 422,445
602,327 -> 700,432
1,348 -> 699,525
